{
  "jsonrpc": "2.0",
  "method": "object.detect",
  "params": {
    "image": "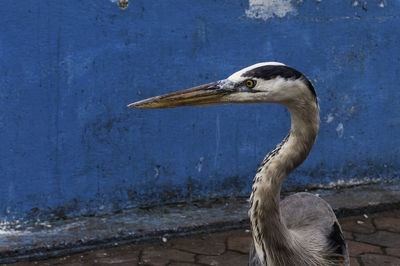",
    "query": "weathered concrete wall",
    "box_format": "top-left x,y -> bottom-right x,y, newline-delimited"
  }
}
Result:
1,0 -> 399,222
